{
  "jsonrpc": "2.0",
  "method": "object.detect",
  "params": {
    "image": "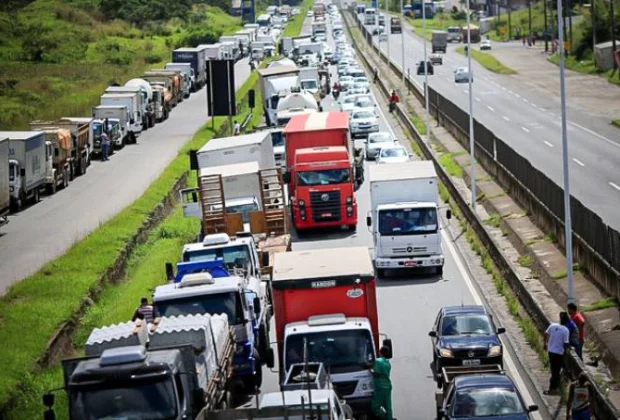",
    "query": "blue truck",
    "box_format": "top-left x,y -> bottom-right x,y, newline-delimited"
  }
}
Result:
172,47 -> 207,91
